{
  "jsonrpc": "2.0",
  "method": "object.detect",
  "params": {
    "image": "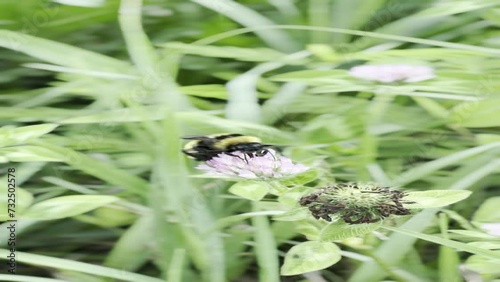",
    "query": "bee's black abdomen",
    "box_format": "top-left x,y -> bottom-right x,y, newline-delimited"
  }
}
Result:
227,142 -> 267,152
181,149 -> 208,161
